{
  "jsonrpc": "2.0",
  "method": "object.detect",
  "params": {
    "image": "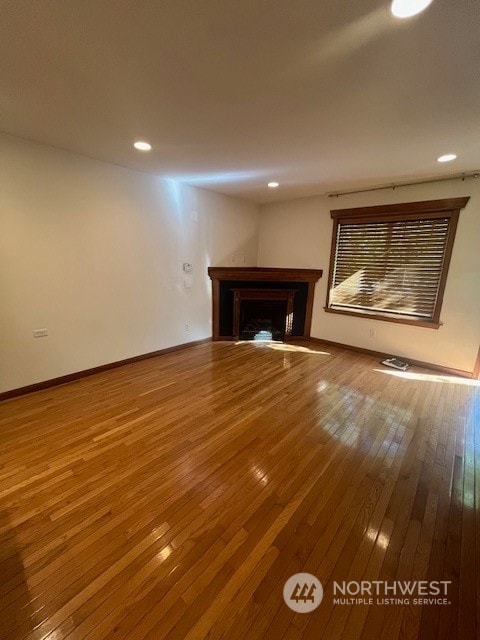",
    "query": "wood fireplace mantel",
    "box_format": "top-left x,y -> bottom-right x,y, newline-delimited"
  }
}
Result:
208,267 -> 323,282
208,267 -> 323,340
